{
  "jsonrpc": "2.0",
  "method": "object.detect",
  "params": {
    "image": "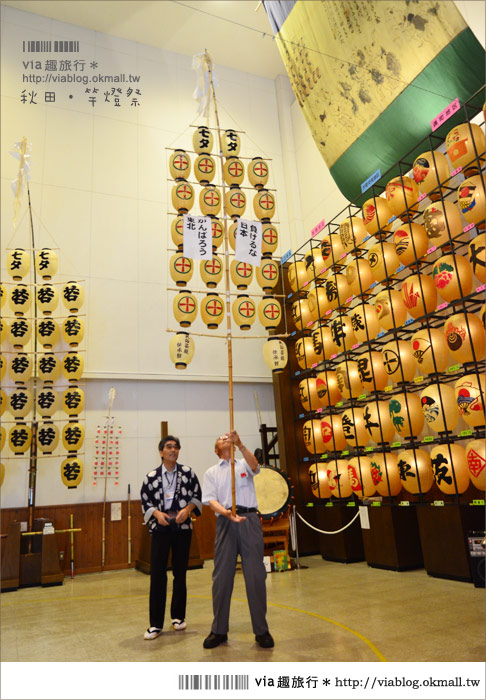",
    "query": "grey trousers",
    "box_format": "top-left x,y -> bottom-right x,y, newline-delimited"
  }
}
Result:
211,512 -> 268,636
